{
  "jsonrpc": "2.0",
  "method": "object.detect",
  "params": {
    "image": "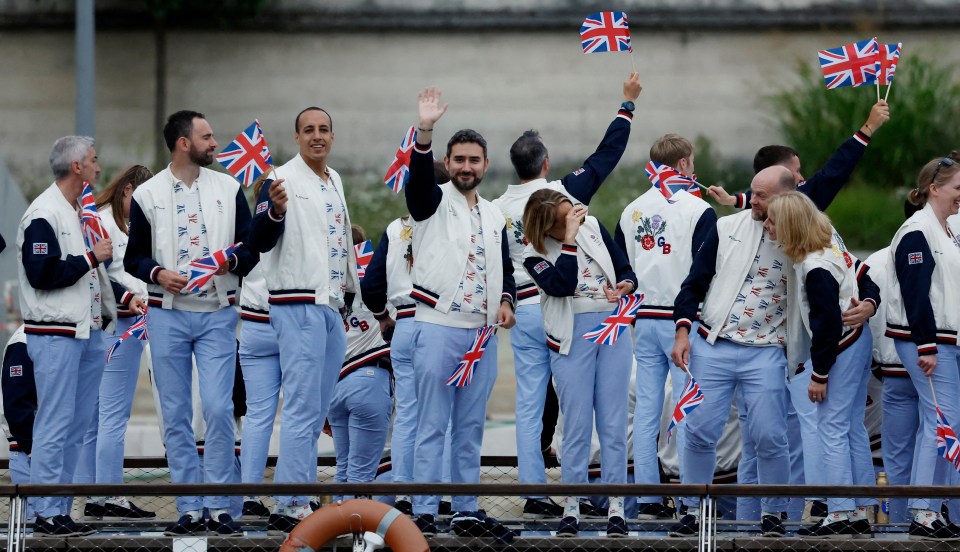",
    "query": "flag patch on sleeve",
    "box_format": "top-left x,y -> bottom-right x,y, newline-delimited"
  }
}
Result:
9,365 -> 22,377
255,201 -> 269,215
32,243 -> 48,255
908,252 -> 923,265
572,168 -> 586,176
533,261 -> 550,274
